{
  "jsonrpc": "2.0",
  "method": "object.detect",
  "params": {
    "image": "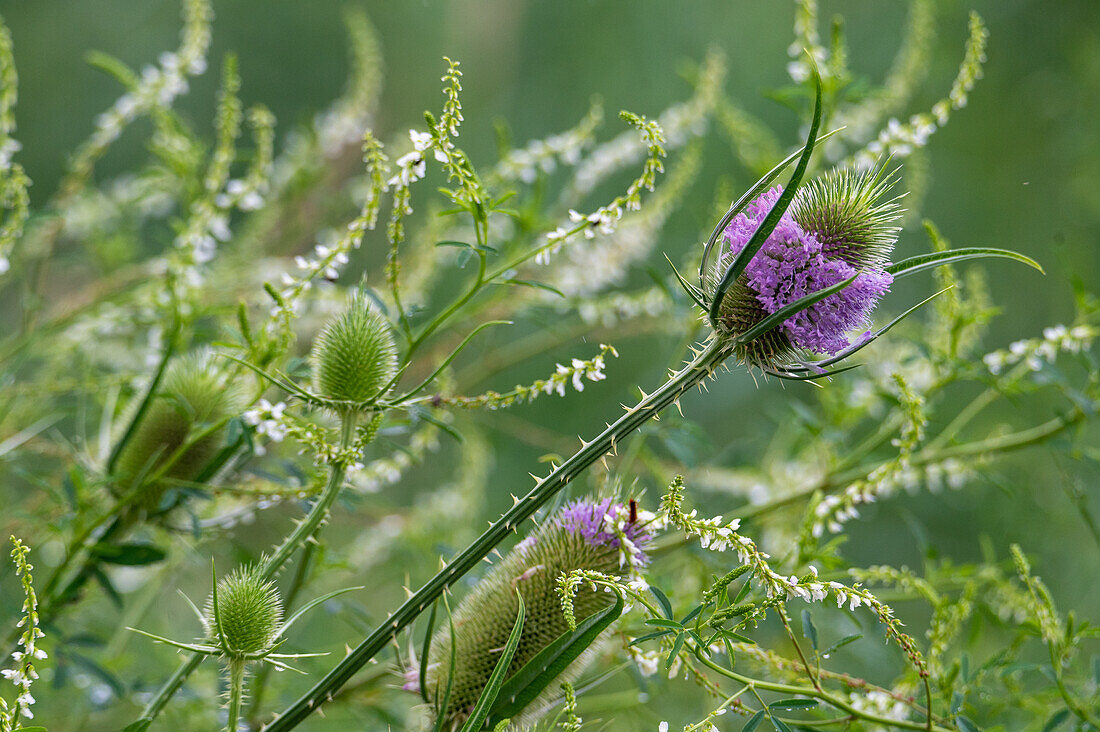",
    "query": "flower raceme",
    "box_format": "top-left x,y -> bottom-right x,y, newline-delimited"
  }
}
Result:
715,165 -> 901,369
419,498 -> 658,730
